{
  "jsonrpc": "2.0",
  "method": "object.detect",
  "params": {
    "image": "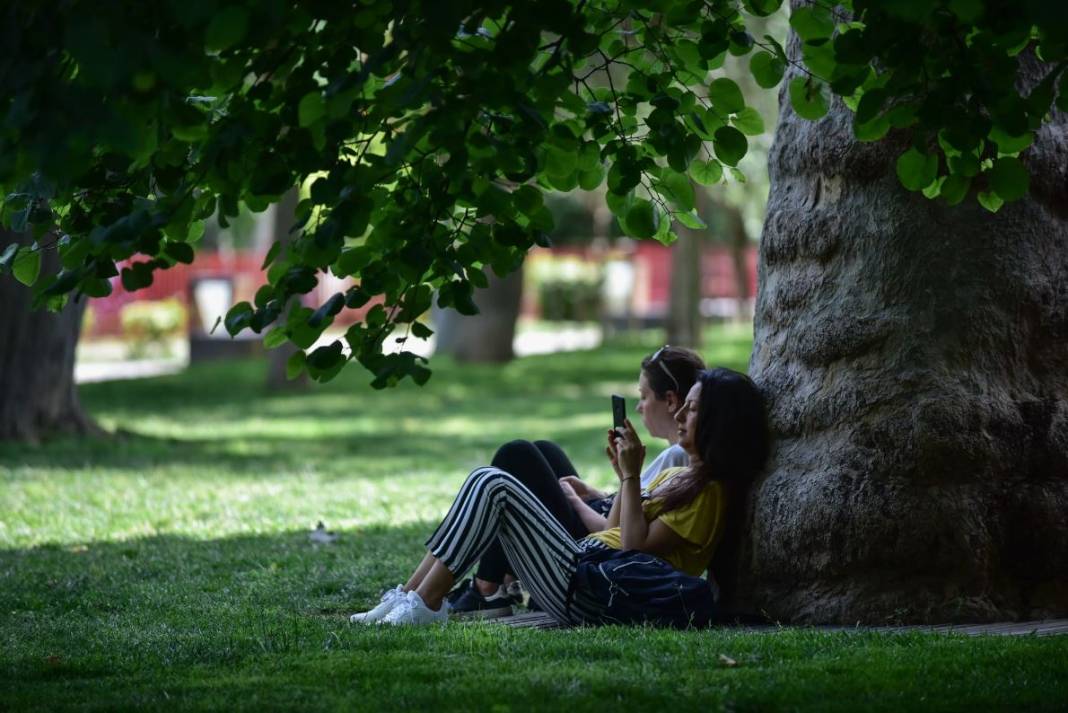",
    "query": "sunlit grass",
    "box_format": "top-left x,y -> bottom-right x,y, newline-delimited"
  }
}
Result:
2,323 -> 1065,711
